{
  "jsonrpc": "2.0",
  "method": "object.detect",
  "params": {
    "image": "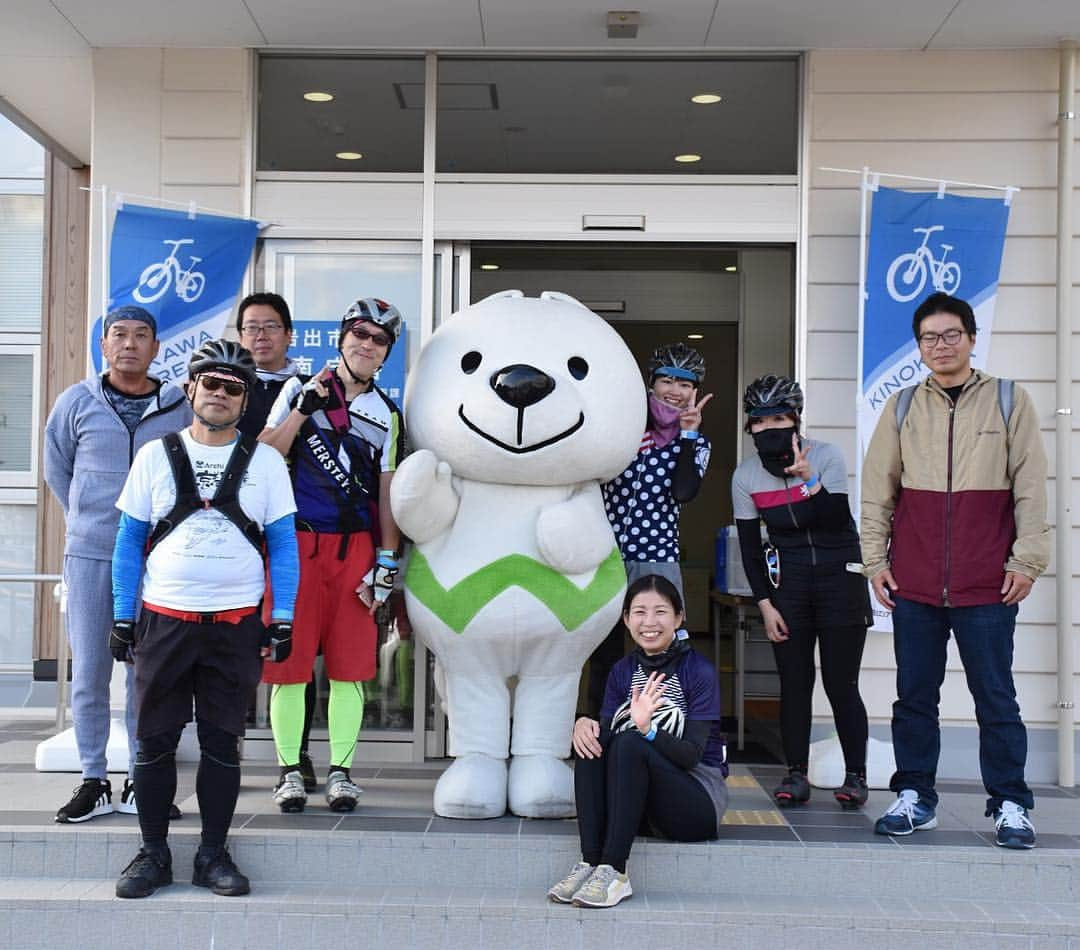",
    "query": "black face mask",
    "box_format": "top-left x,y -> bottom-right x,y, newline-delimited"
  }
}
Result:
753,426 -> 799,478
